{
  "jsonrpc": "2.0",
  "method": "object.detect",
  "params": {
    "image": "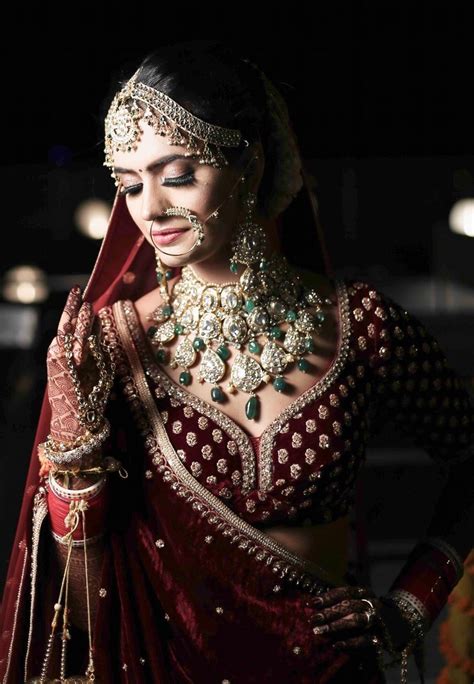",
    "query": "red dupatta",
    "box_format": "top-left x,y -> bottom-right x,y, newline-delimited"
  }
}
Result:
0,177 -> 379,683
